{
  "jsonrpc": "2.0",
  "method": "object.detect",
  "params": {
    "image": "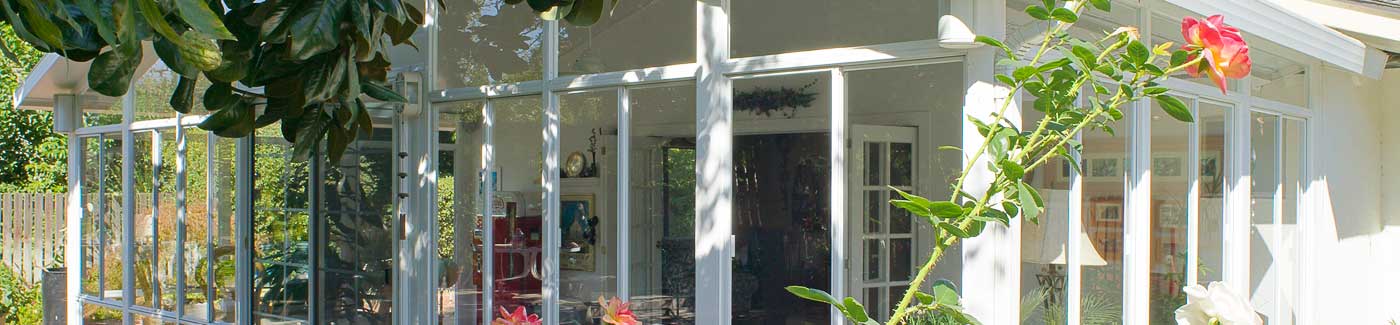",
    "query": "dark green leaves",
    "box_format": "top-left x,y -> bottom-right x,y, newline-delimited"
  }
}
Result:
175,0 -> 236,40
1050,8 -> 1079,23
87,43 -> 142,97
784,286 -> 877,325
1154,94 -> 1194,122
362,81 -> 408,103
170,76 -> 198,114
1126,41 -> 1150,66
1025,5 -> 1050,20
1089,0 -> 1111,11
288,0 -> 346,60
